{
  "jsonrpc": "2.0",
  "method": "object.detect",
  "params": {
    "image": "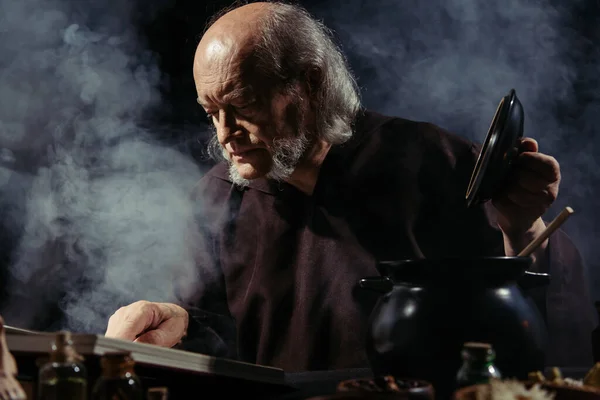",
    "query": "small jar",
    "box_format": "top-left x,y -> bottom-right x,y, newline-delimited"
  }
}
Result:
91,352 -> 143,400
456,342 -> 502,388
37,331 -> 88,400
